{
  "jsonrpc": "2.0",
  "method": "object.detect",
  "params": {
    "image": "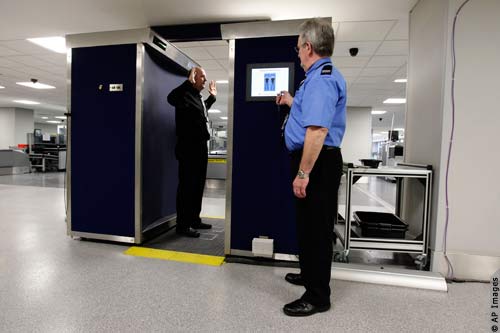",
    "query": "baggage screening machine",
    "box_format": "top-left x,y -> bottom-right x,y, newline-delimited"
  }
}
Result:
66,29 -> 198,243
